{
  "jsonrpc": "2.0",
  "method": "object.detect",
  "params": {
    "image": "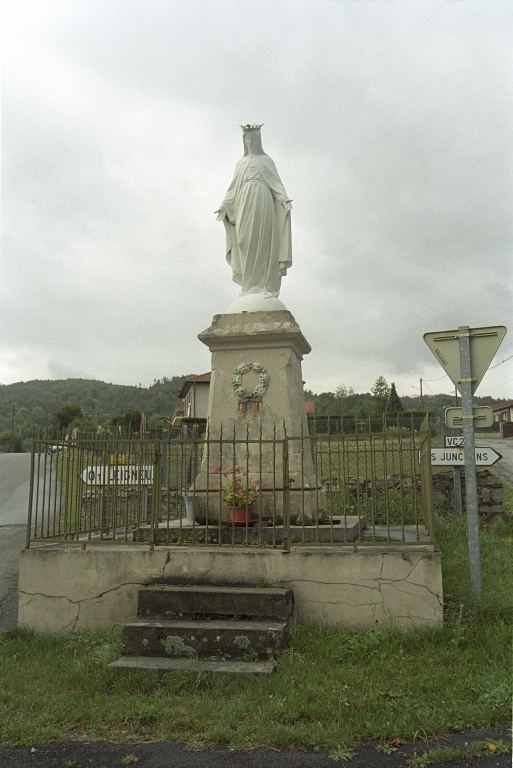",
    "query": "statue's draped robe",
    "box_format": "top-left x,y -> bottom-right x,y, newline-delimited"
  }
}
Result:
220,153 -> 292,297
